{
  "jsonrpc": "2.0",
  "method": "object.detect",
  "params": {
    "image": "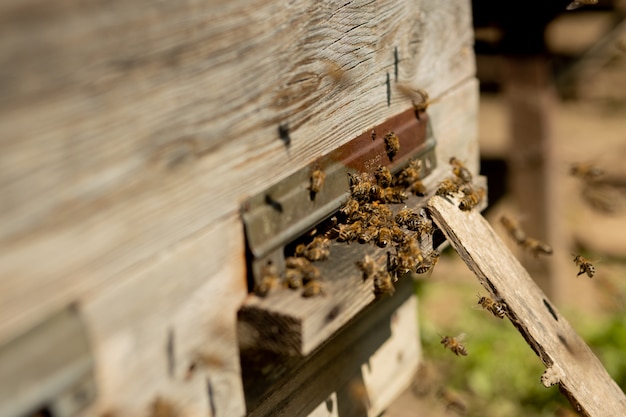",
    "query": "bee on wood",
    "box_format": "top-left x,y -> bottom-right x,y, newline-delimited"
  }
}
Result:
254,262 -> 281,297
384,132 -> 400,160
567,0 -> 598,10
357,225 -> 379,244
340,198 -> 360,218
334,221 -> 362,243
477,294 -> 507,319
573,254 -> 595,278
522,237 -> 553,257
435,177 -> 461,197
570,162 -> 604,182
349,172 -> 378,202
309,164 -> 326,197
394,159 -> 423,187
450,157 -> 473,183
374,165 -> 393,188
374,268 -> 395,296
381,187 -> 408,204
409,180 -> 427,196
458,186 -> 486,211
415,251 -> 440,274
284,267 -> 304,289
376,225 -> 393,248
396,84 -> 434,113
150,397 -> 179,417
393,238 -> 423,275
391,223 -> 408,244
356,255 -> 378,281
302,279 -> 324,297
500,215 -> 526,244
441,335 -> 468,356
295,236 -> 330,262
395,206 -> 418,226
